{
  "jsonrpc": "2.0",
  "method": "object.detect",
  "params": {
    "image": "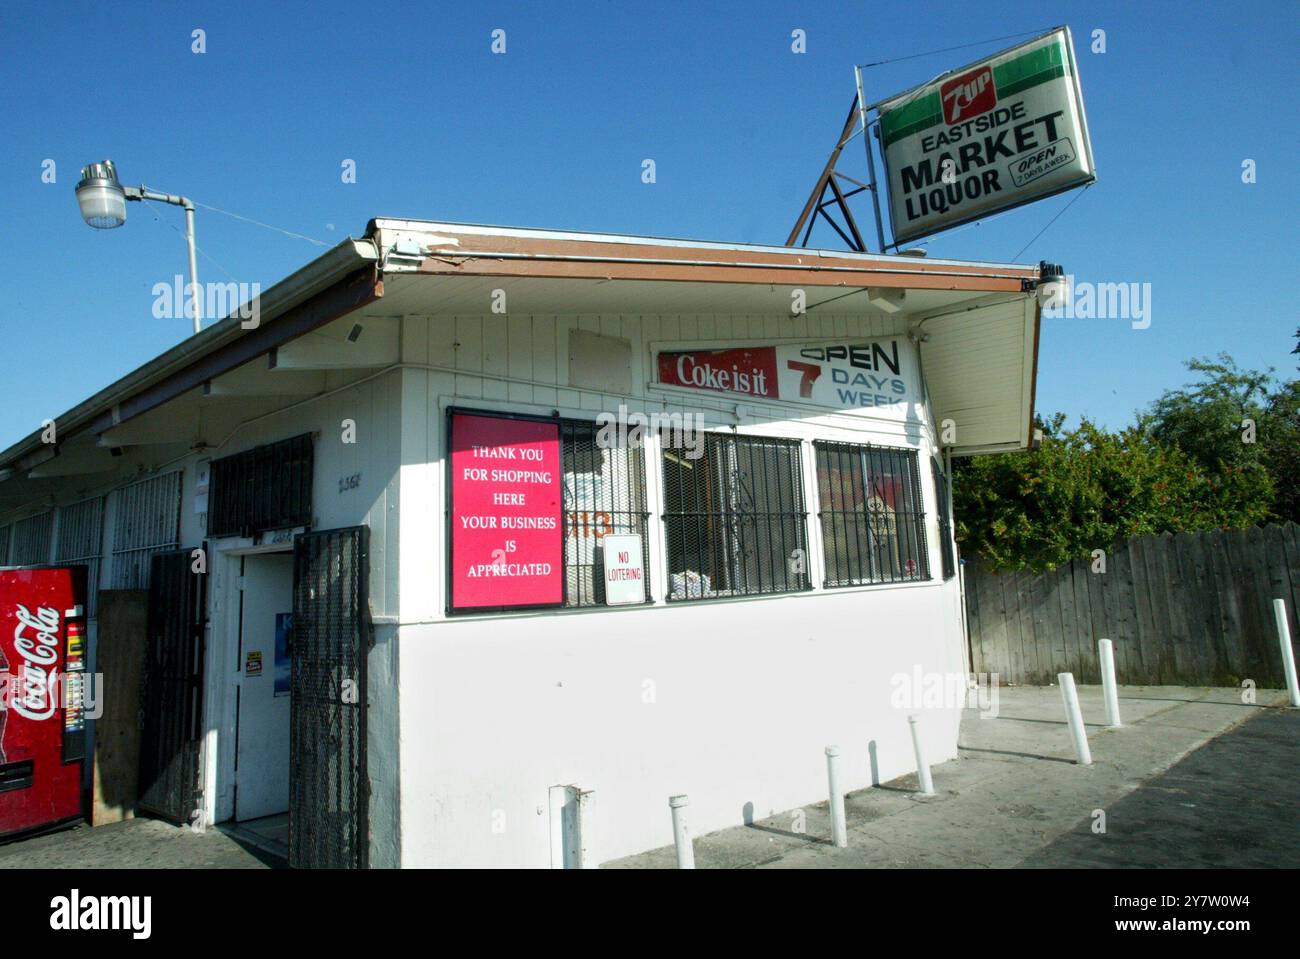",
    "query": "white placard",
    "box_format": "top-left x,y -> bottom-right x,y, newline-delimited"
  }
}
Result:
601,534 -> 645,606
